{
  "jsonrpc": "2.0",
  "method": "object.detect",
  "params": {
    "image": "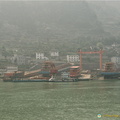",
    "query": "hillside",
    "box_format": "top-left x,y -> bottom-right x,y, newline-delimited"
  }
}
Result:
88,1 -> 120,36
0,1 -> 119,55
